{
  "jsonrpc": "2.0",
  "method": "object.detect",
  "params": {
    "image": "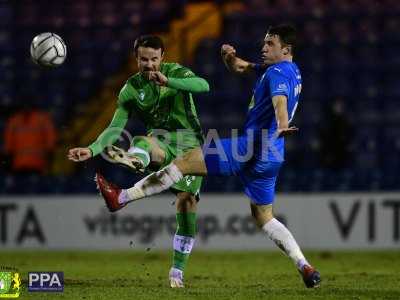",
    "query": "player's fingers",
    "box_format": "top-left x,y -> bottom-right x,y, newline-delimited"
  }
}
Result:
222,44 -> 233,50
77,149 -> 82,160
222,48 -> 234,55
154,73 -> 164,84
150,72 -> 158,81
156,72 -> 165,81
225,51 -> 235,58
221,44 -> 232,54
153,72 -> 161,80
78,150 -> 89,161
68,155 -> 79,162
150,73 -> 159,81
68,150 -> 78,159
